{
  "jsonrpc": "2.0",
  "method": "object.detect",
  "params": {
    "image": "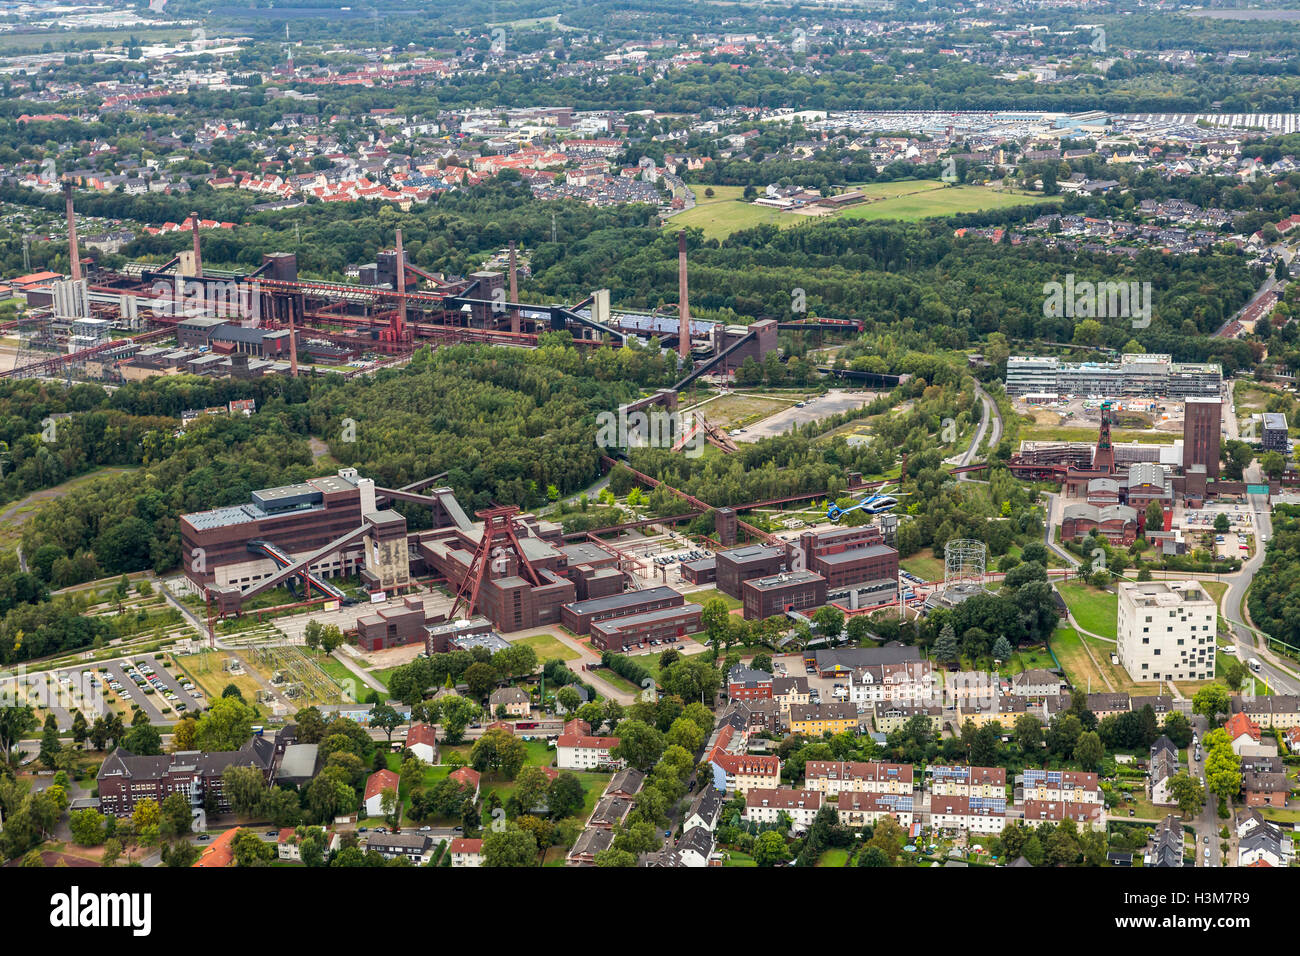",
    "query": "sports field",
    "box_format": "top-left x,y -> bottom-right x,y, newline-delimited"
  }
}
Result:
837,183 -> 1056,222
666,181 -> 1056,241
